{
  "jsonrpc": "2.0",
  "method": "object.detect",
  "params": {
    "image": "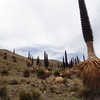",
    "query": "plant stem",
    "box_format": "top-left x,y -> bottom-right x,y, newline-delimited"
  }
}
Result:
86,41 -> 97,59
